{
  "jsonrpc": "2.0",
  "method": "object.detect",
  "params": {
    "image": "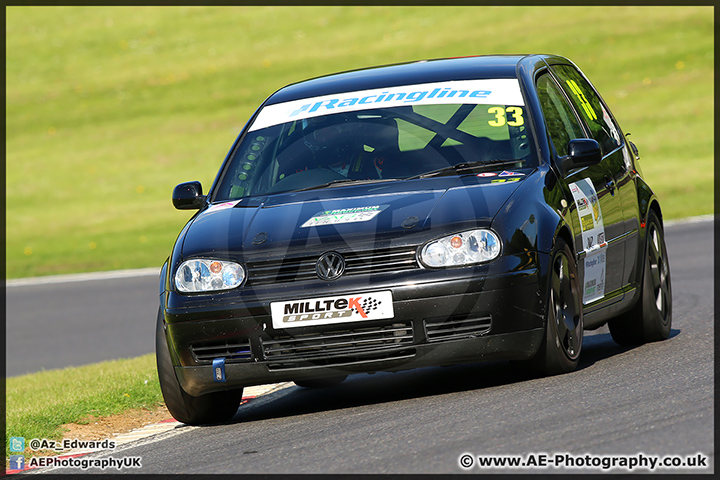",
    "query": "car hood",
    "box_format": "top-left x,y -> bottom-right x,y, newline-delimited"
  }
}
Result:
180,175 -> 527,260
